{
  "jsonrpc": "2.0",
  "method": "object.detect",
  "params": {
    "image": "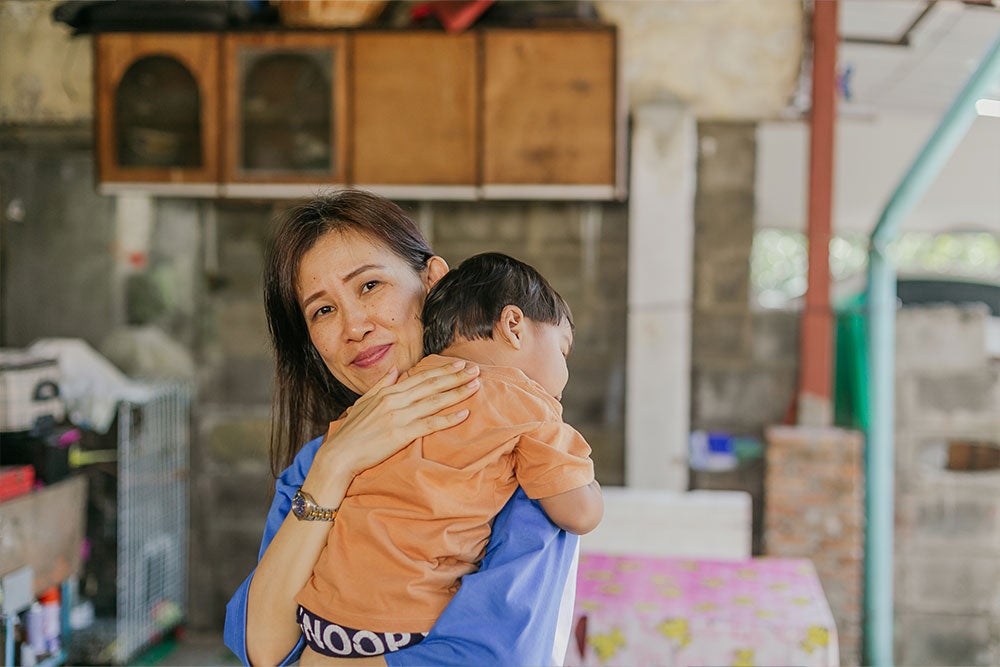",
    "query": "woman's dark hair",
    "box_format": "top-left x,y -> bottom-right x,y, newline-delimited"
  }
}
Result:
422,252 -> 573,355
264,189 -> 435,477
